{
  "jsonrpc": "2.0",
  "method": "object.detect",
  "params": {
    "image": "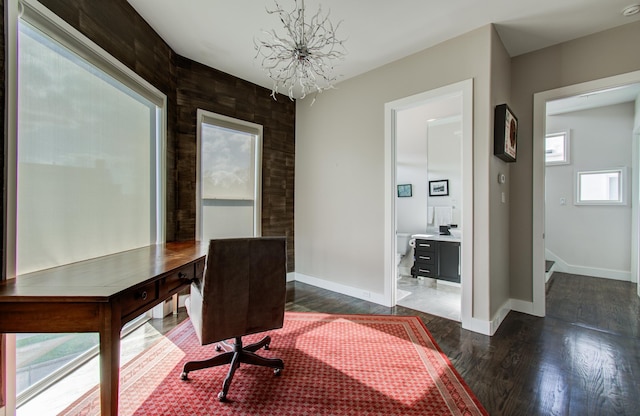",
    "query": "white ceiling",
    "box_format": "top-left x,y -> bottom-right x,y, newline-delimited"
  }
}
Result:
547,83 -> 640,115
127,0 -> 640,92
